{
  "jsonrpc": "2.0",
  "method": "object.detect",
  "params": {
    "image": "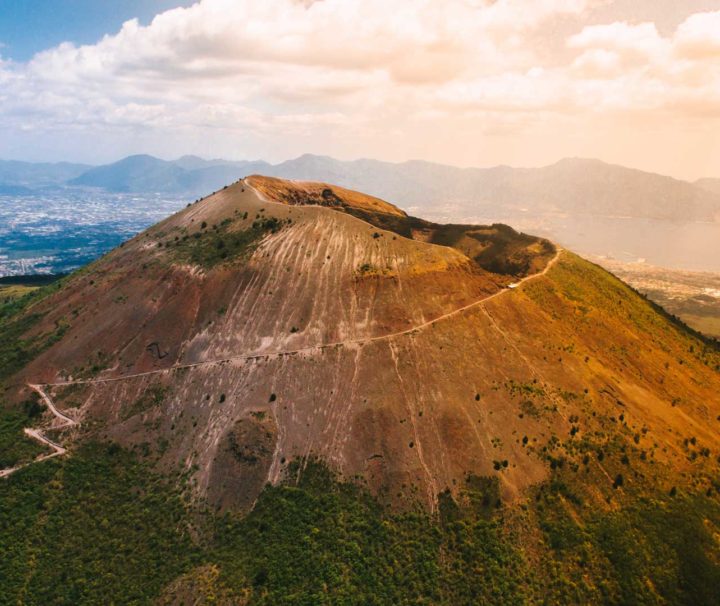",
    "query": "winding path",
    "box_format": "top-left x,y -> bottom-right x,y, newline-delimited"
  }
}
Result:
0,247 -> 562,478
46,247 -> 563,387
0,384 -> 78,478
